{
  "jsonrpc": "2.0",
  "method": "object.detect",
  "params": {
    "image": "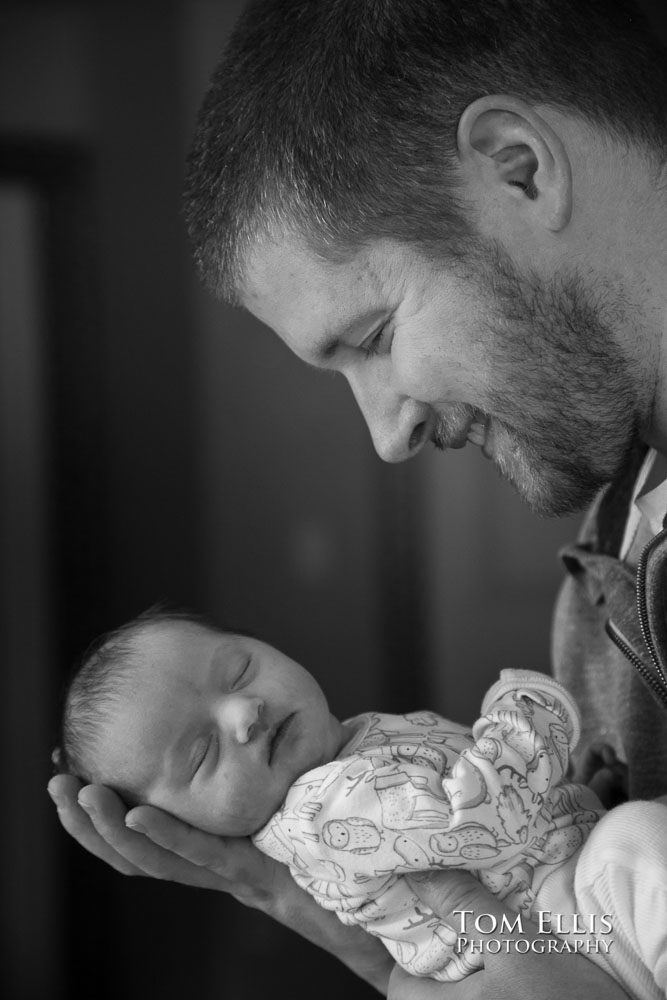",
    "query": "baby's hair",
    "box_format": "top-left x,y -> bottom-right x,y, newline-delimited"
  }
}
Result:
54,604 -> 224,801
